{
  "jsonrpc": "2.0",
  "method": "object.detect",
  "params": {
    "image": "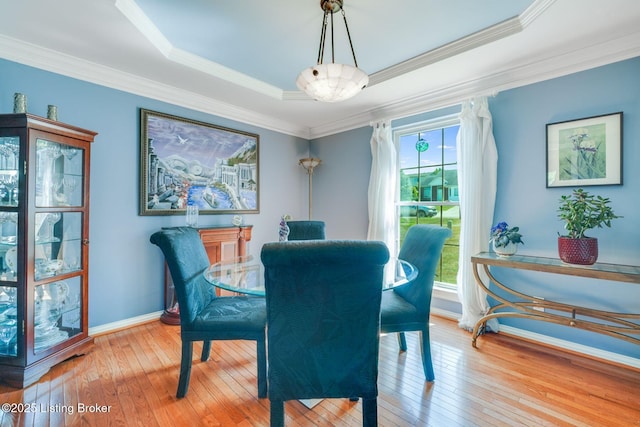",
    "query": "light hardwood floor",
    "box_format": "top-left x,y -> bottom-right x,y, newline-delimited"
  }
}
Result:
0,316 -> 639,426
